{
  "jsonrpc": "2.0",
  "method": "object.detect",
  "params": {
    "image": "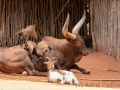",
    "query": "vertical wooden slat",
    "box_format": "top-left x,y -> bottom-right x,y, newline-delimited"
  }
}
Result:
104,0 -> 108,54
3,0 -> 6,47
112,0 -> 117,58
90,0 -> 96,51
116,0 -> 120,60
